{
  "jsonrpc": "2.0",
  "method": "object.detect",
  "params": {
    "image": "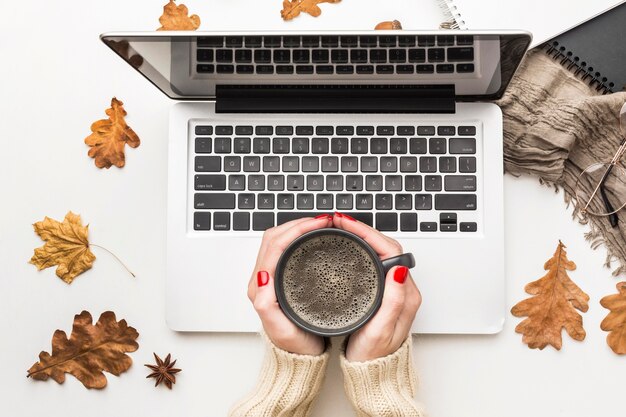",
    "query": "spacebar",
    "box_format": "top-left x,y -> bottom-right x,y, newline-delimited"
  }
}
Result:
277,212 -> 373,226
